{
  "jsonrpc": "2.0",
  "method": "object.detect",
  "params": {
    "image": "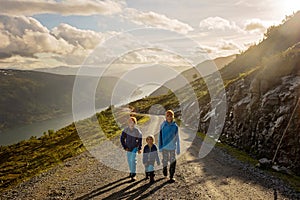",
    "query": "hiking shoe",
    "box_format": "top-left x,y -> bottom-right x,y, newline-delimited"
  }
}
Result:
150,178 -> 155,184
168,177 -> 175,183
